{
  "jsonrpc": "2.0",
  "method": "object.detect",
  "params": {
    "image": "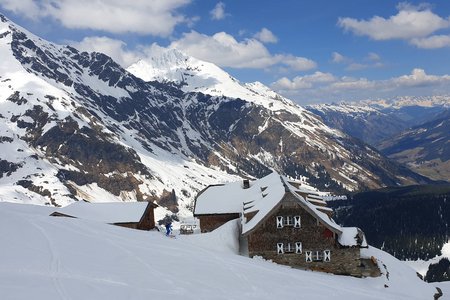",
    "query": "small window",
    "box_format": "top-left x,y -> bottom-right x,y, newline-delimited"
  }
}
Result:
294,216 -> 301,228
305,251 -> 312,262
276,216 -> 284,228
277,243 -> 284,254
295,242 -> 302,254
284,216 -> 293,226
324,250 -> 331,262
313,251 -> 323,262
285,243 -> 295,253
